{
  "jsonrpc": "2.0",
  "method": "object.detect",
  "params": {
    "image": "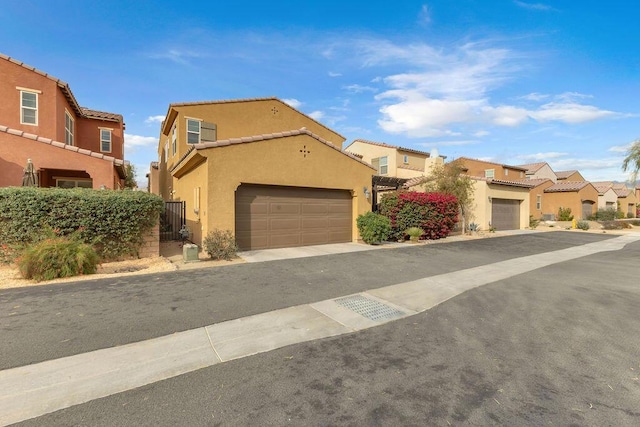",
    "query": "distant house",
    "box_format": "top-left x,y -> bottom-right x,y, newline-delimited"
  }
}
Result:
543,181 -> 598,220
447,158 -> 532,231
0,53 -> 127,189
152,97 -> 374,250
516,162 -> 557,182
343,139 -> 444,179
592,181 -> 637,217
555,170 -> 585,182
592,183 -> 618,211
